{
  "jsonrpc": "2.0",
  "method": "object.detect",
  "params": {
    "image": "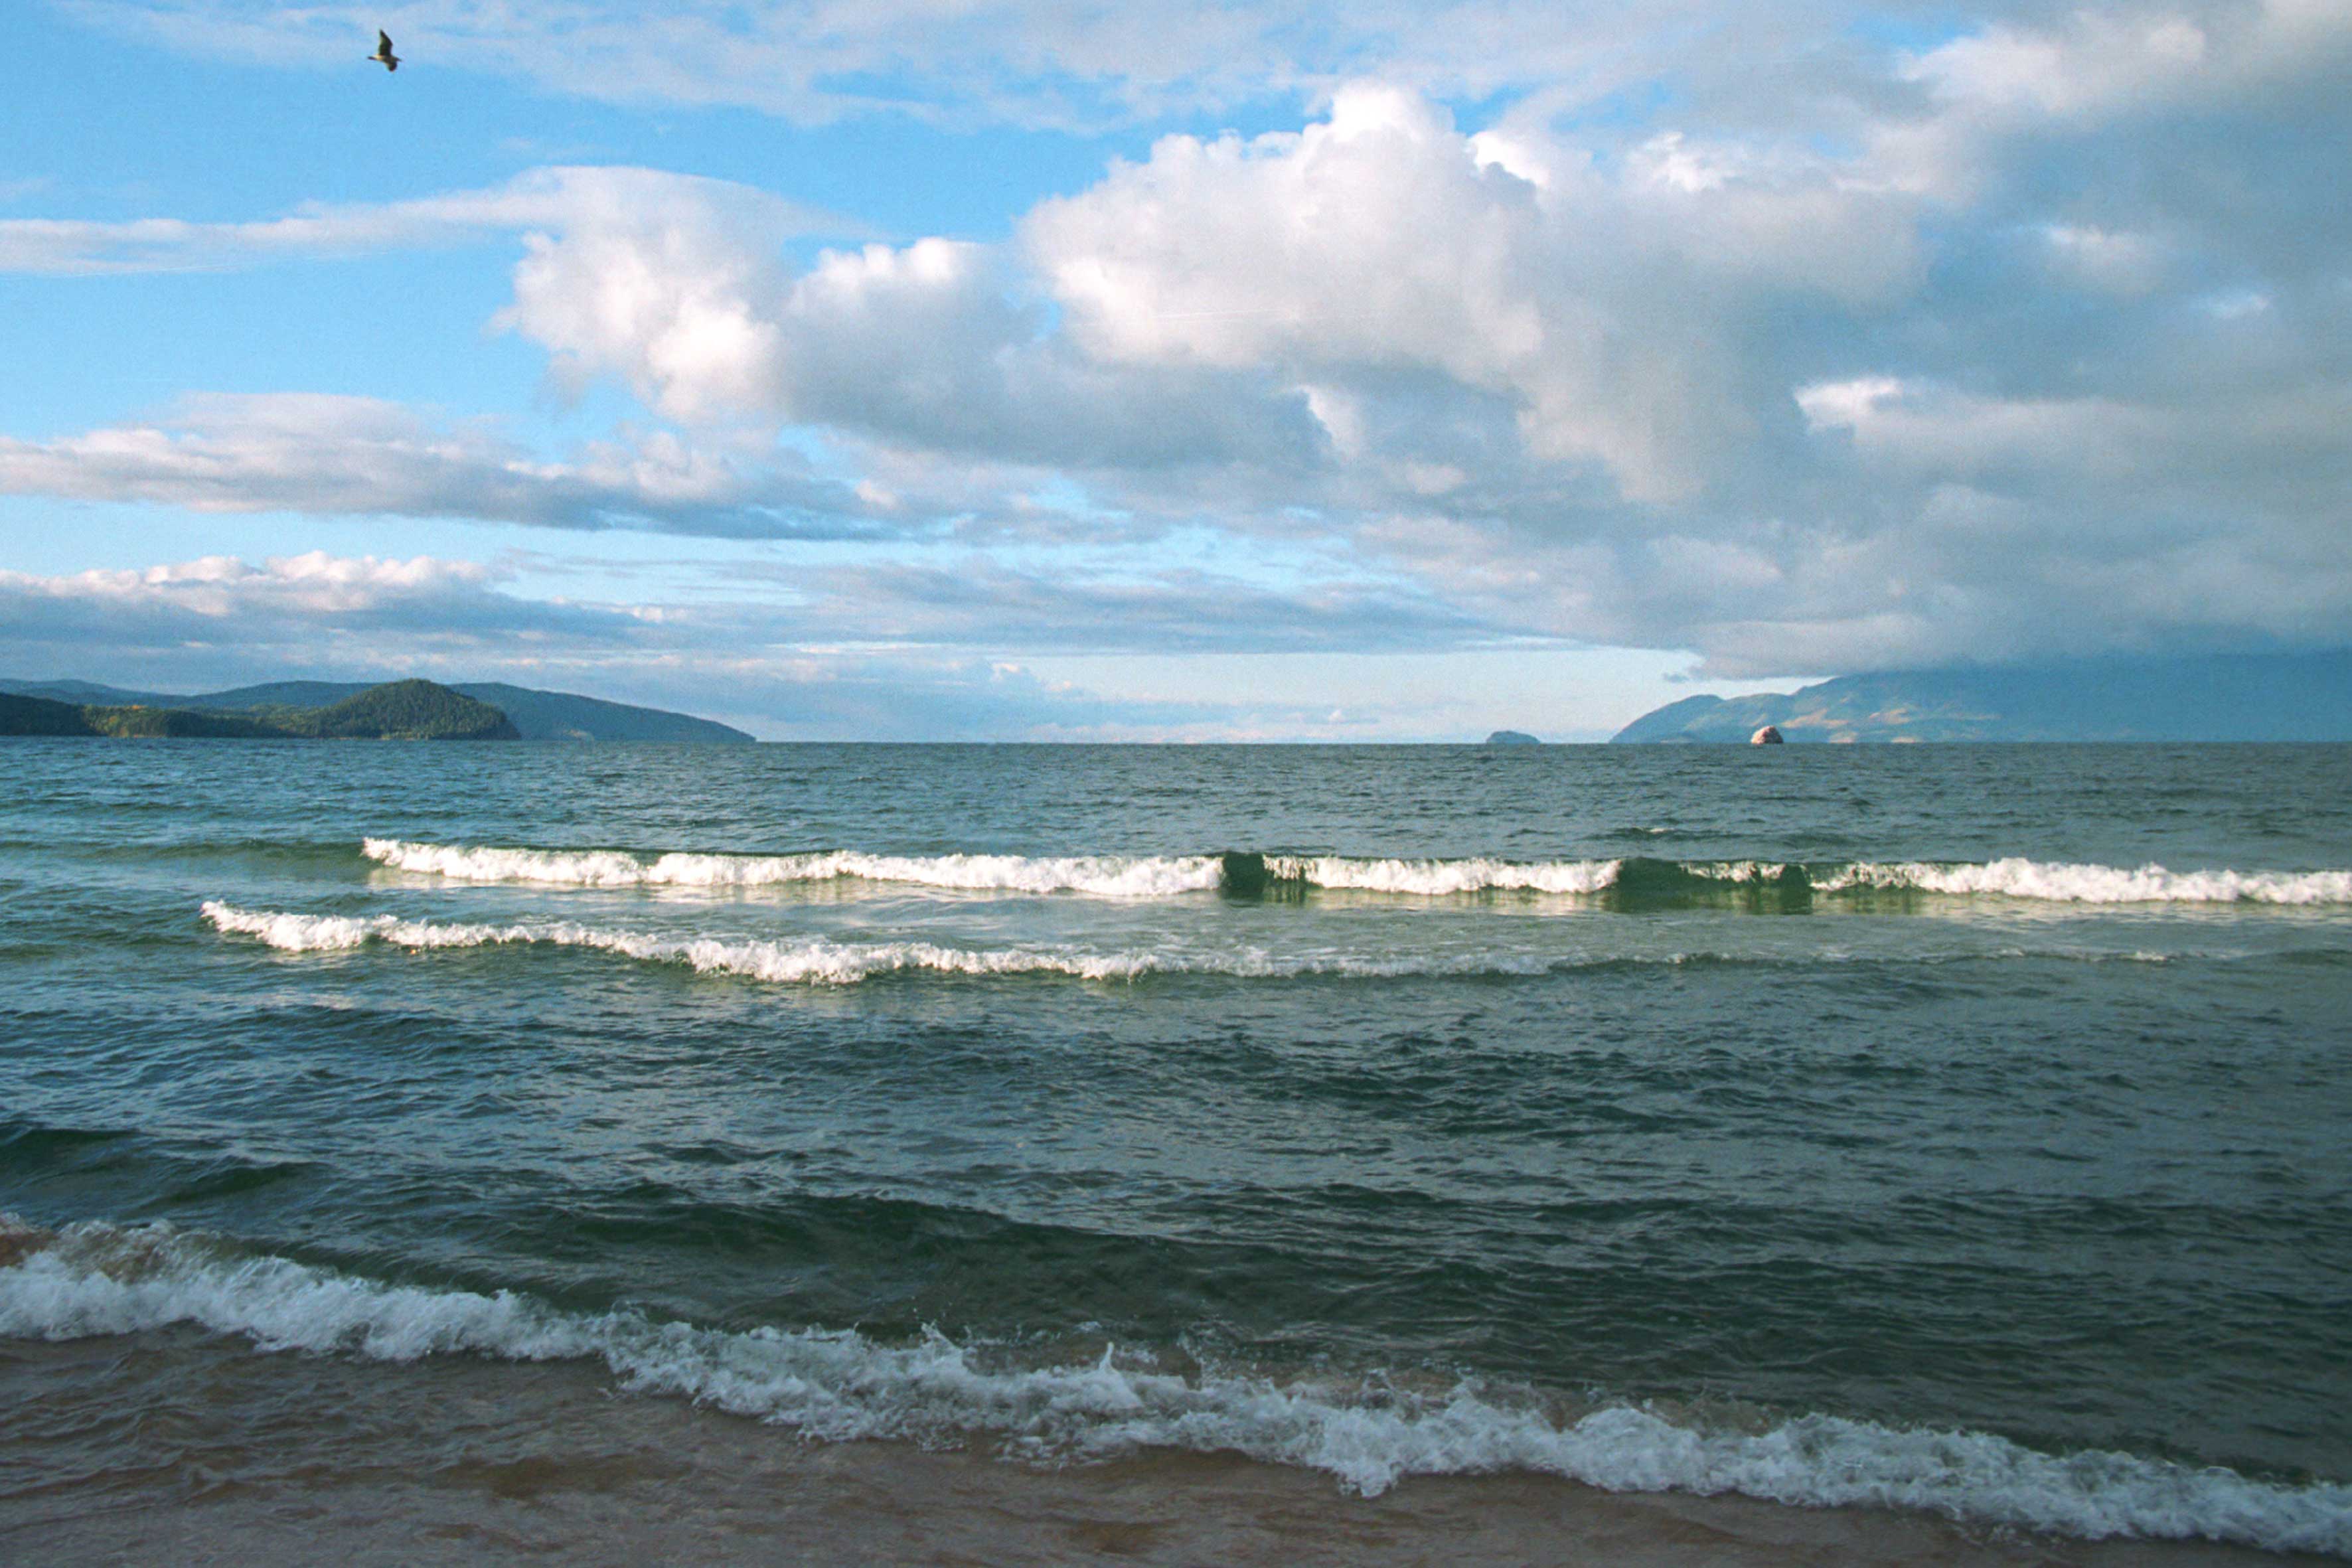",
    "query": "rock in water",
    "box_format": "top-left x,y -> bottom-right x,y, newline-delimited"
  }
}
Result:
1484,730 -> 1541,746
1751,724 -> 1784,745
